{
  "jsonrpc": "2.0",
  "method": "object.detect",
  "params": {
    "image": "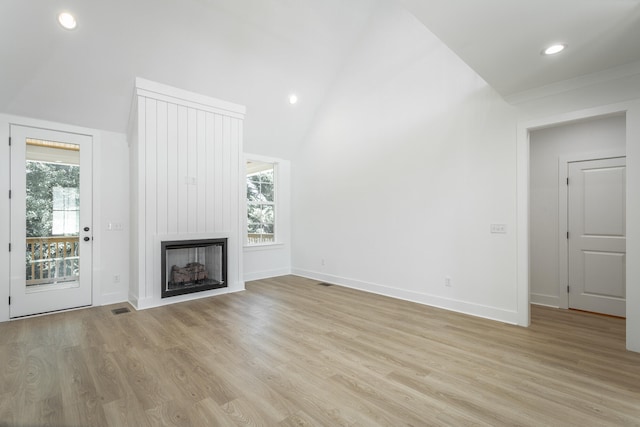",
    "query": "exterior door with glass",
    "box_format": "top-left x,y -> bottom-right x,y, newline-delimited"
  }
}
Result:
10,125 -> 93,318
